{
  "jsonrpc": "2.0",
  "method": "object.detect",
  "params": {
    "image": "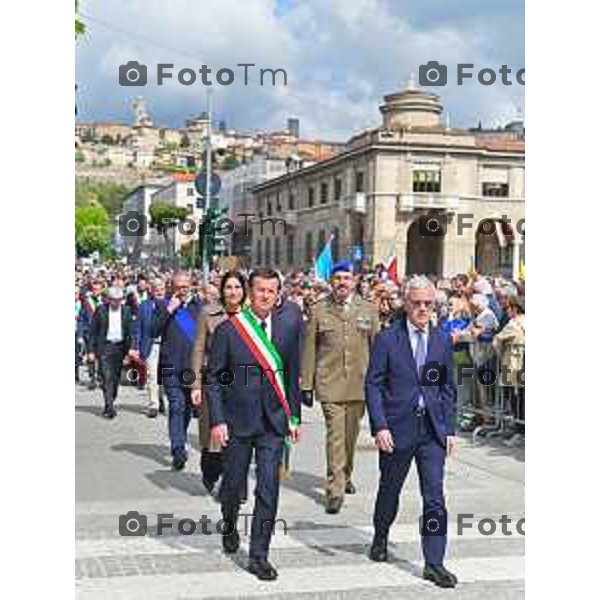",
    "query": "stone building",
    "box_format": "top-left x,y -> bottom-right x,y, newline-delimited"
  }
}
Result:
250,81 -> 525,278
